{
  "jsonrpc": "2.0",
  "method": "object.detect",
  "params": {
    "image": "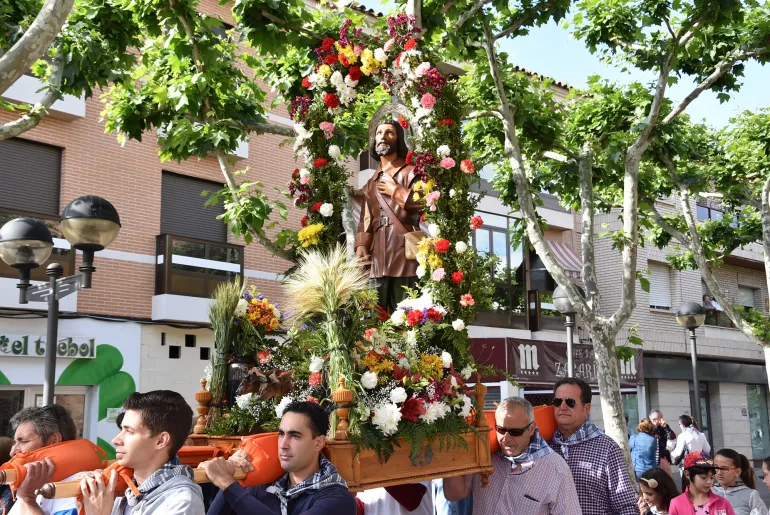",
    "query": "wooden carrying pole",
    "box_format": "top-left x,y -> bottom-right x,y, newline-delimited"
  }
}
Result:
36,467 -> 248,500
